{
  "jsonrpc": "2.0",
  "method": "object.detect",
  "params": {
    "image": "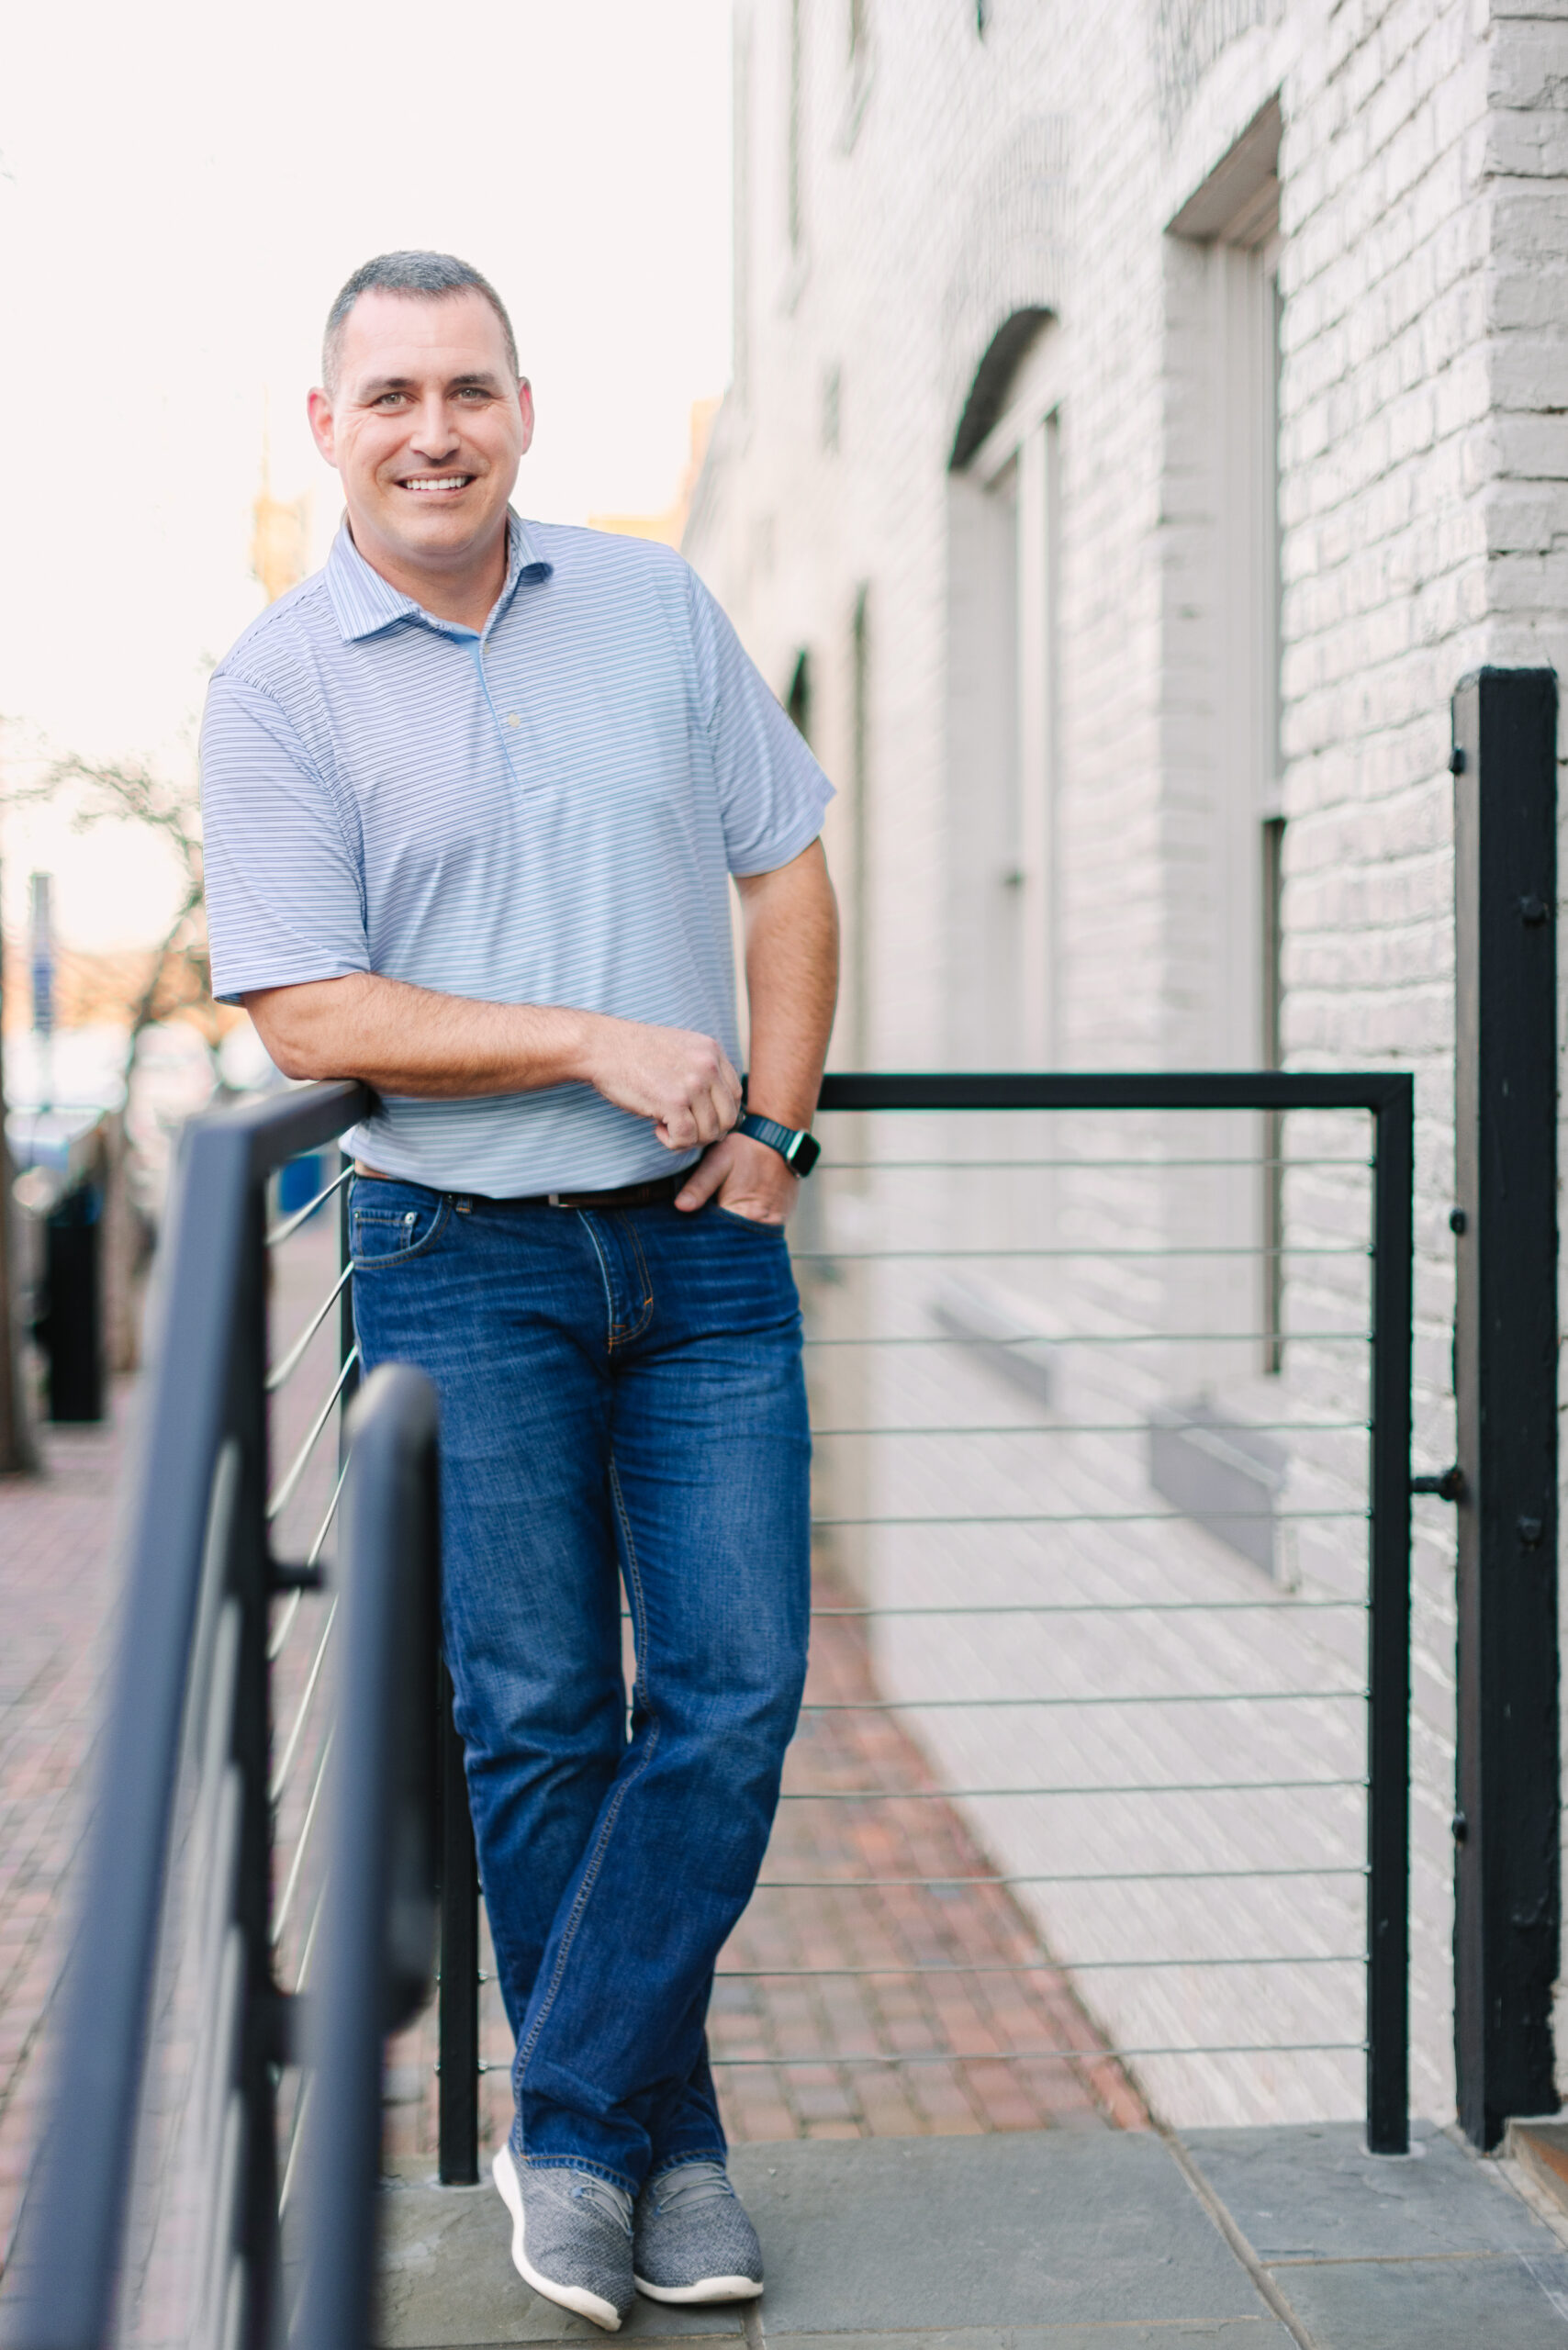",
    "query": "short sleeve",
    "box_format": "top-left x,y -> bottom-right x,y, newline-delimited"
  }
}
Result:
200,672 -> 371,1003
687,570 -> 834,876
